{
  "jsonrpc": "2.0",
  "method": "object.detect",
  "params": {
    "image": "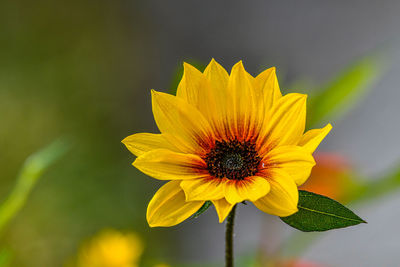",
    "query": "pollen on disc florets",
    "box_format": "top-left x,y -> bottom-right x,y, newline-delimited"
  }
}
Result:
204,139 -> 262,180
